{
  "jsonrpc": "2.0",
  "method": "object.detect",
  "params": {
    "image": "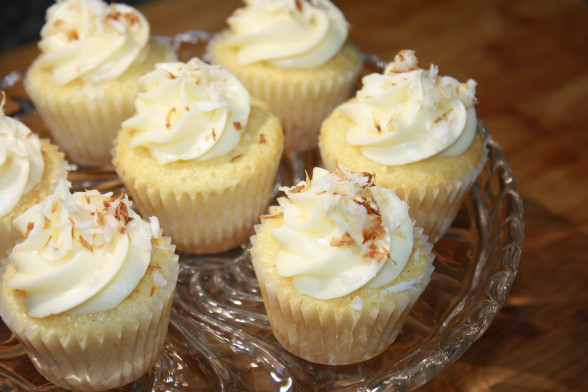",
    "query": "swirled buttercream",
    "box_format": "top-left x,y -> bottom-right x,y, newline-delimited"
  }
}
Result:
341,50 -> 478,165
225,0 -> 349,68
36,0 -> 149,85
7,180 -> 161,318
0,101 -> 44,218
124,58 -> 251,164
271,166 -> 414,300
